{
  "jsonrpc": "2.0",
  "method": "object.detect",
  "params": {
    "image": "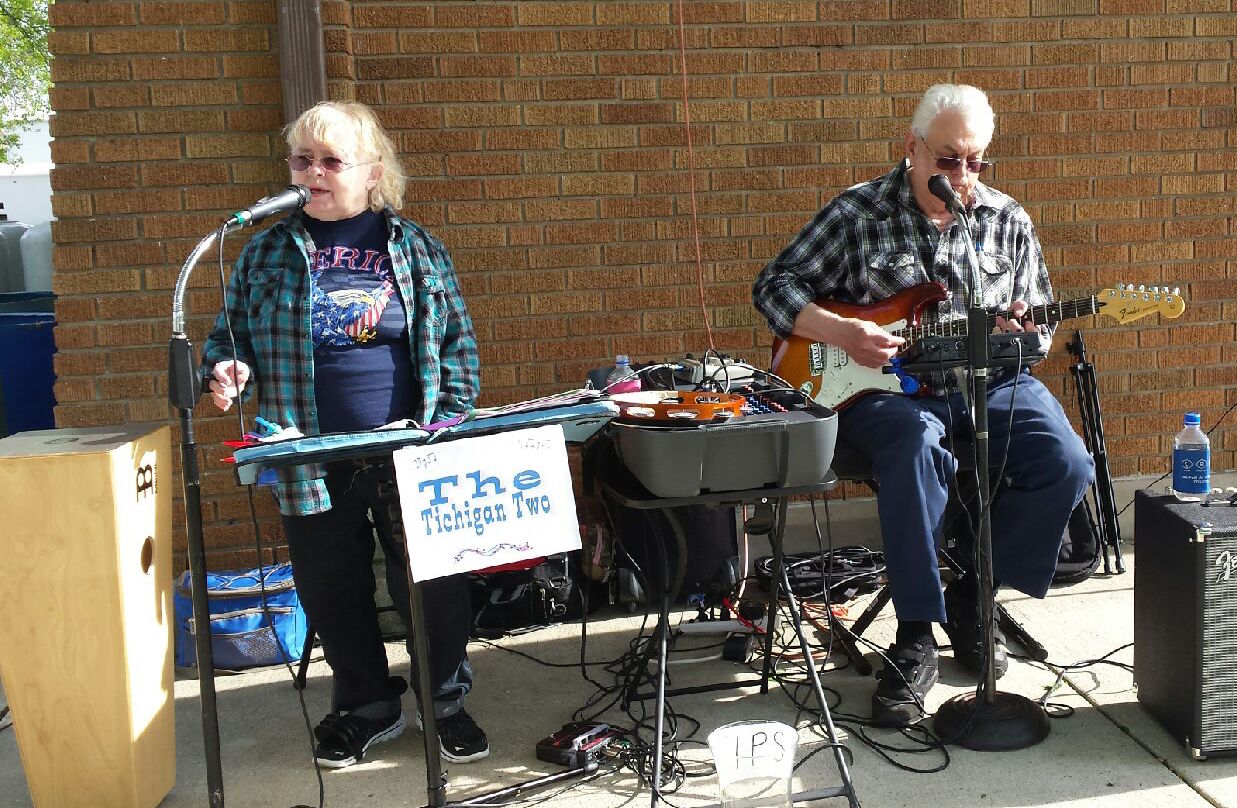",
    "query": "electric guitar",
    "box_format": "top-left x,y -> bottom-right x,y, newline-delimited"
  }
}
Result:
770,282 -> 1186,412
